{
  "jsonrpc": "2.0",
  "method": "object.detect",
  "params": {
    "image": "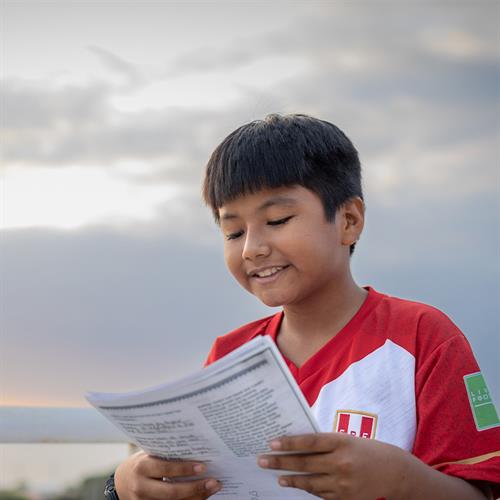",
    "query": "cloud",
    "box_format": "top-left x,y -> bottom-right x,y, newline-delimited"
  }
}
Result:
1,78 -> 215,167
1,79 -> 108,130
87,45 -> 145,86
0,226 -> 271,404
165,45 -> 260,77
1,187 -> 498,406
3,4 -> 497,144
1,0 -> 497,220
